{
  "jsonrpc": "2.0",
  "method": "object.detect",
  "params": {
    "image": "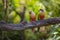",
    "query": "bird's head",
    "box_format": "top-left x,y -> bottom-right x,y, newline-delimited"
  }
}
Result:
39,9 -> 44,14
29,10 -> 34,14
29,10 -> 32,14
